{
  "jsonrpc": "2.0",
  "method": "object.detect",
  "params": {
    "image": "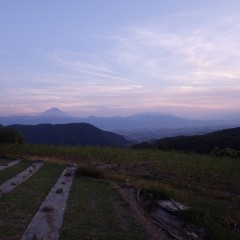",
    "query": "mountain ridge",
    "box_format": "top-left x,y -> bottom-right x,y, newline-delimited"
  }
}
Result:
8,123 -> 128,146
1,108 -> 240,131
134,126 -> 240,155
